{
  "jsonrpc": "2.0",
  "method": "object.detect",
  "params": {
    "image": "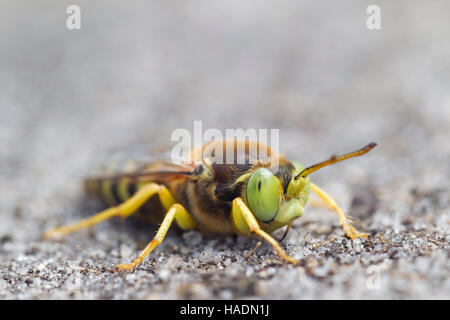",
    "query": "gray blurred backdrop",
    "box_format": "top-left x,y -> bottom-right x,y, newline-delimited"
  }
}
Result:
0,1 -> 449,299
